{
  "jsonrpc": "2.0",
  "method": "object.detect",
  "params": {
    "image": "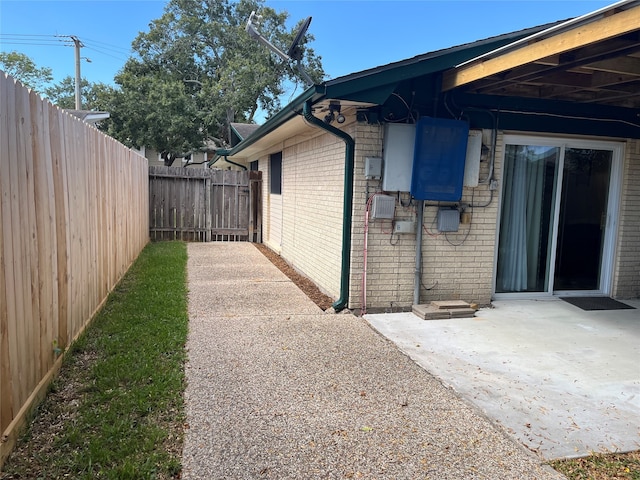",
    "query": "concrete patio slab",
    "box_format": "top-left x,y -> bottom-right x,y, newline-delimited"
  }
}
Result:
365,298 -> 640,460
